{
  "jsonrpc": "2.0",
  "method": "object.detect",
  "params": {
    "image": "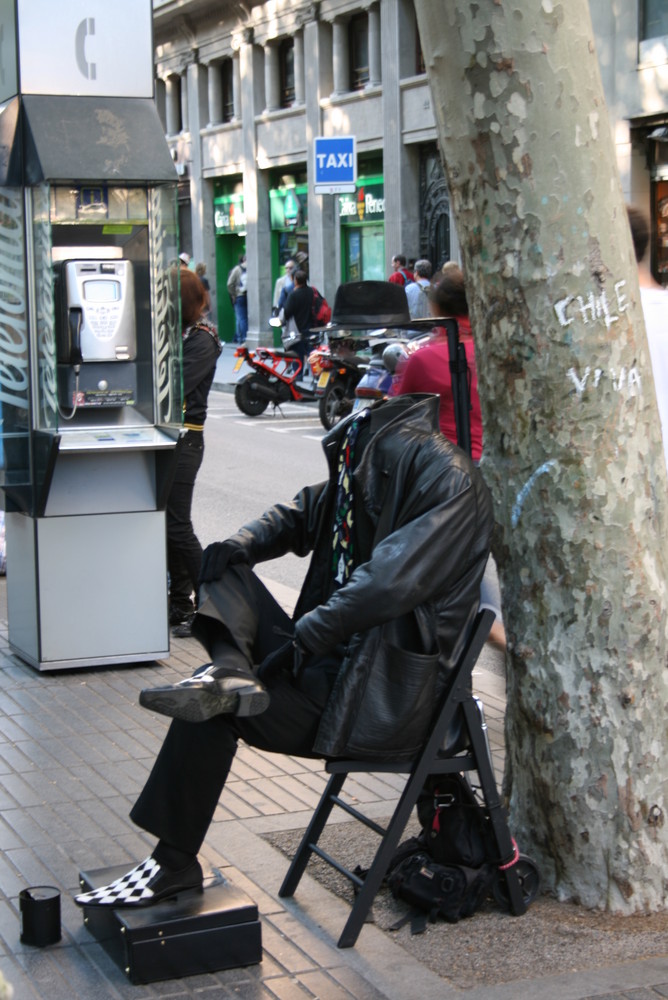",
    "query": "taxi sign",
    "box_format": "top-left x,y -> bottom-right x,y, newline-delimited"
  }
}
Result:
314,136 -> 356,195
